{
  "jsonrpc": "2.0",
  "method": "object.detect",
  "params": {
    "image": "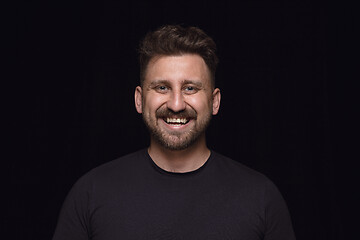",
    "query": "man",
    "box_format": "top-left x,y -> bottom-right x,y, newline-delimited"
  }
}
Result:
53,25 -> 296,240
